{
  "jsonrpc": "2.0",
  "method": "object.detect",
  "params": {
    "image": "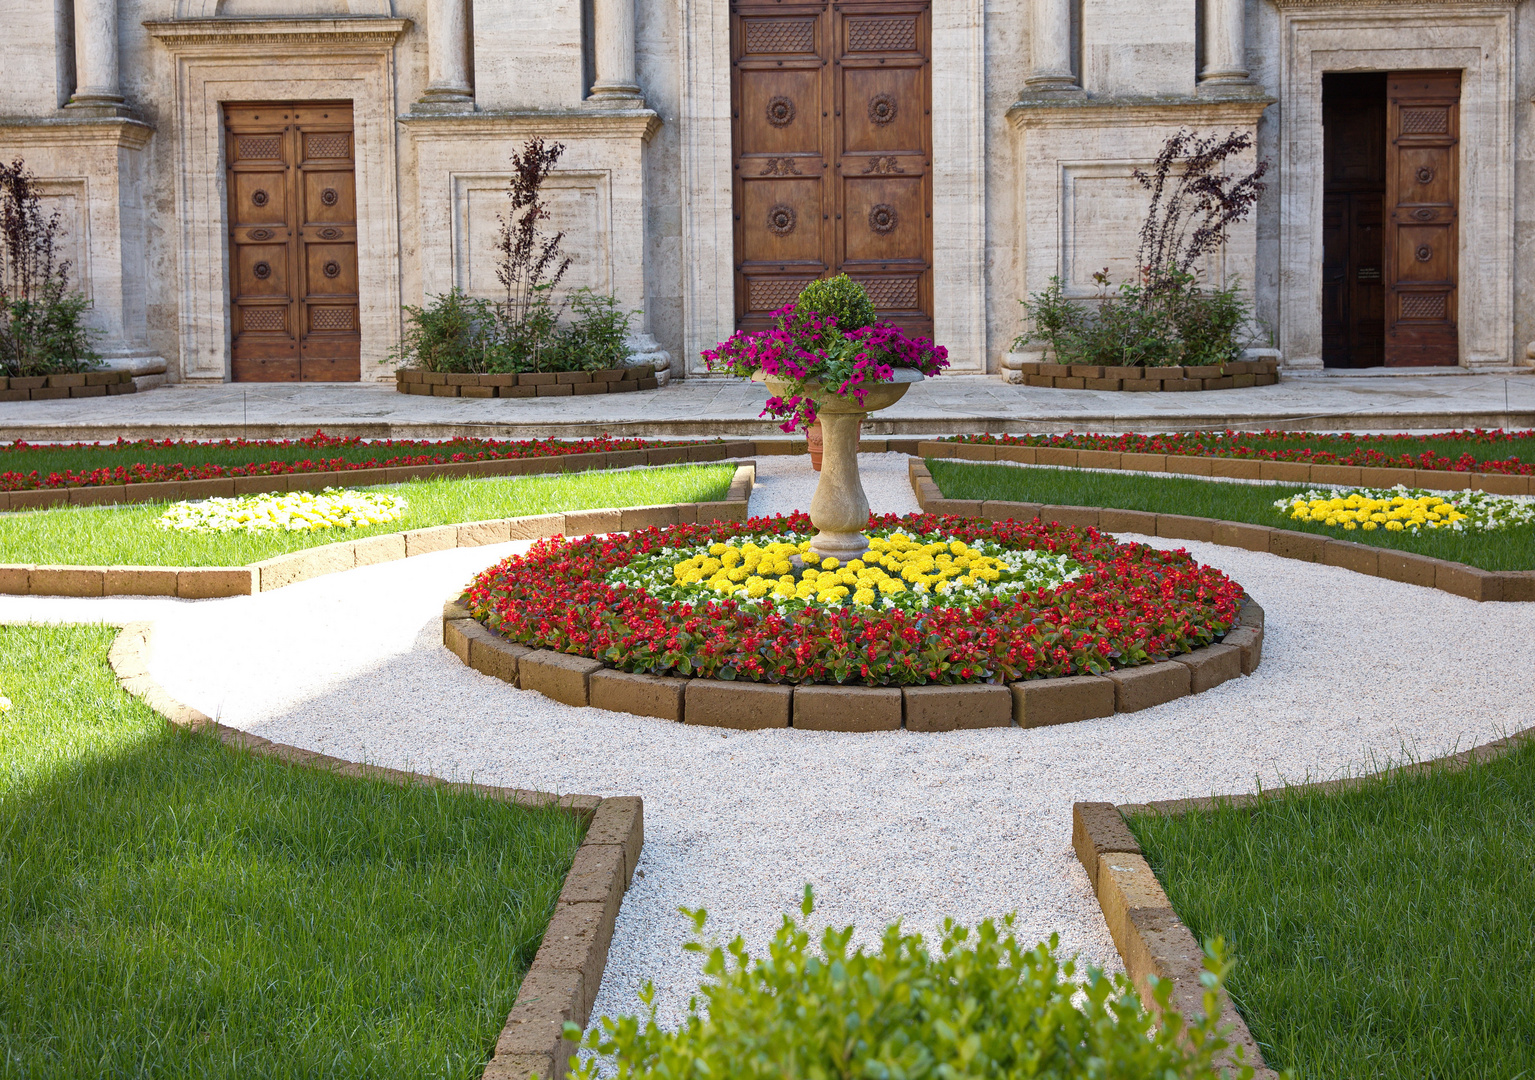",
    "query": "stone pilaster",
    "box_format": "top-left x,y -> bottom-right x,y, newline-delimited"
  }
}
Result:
416,0 -> 475,113
1023,0 -> 1081,97
588,0 -> 642,101
1198,0 -> 1250,86
65,0 -> 132,116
